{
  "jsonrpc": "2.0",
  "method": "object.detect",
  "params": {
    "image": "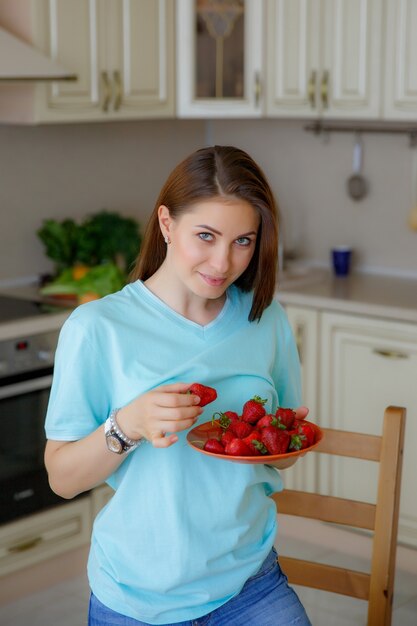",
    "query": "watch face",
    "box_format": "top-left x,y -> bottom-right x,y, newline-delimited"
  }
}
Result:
106,434 -> 124,454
